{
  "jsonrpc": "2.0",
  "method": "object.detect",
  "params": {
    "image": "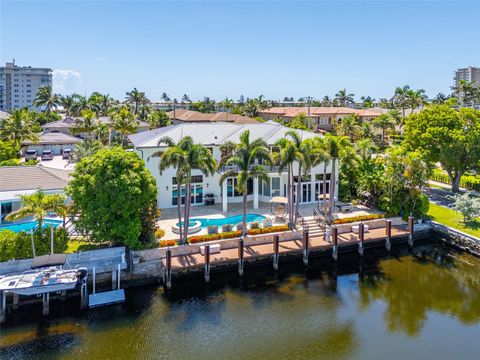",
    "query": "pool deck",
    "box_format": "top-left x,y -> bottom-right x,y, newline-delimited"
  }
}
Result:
157,201 -> 382,240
